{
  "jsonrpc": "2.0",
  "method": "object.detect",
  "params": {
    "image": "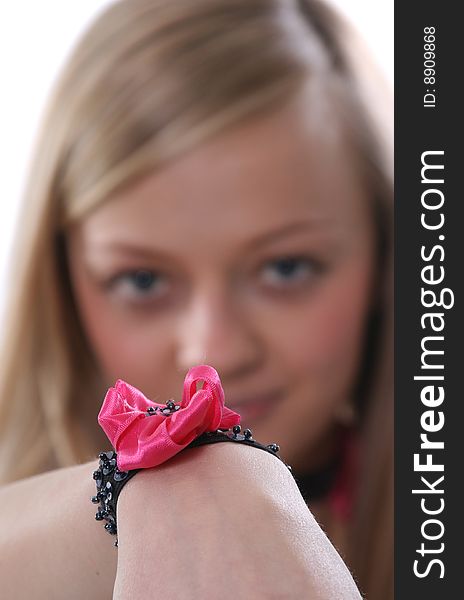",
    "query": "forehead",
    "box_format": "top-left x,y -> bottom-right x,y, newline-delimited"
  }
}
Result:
79,91 -> 369,251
